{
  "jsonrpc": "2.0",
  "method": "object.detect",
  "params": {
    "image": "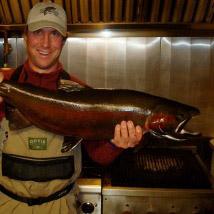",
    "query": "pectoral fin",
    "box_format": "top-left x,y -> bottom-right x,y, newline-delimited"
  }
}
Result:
61,136 -> 83,153
5,105 -> 31,130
